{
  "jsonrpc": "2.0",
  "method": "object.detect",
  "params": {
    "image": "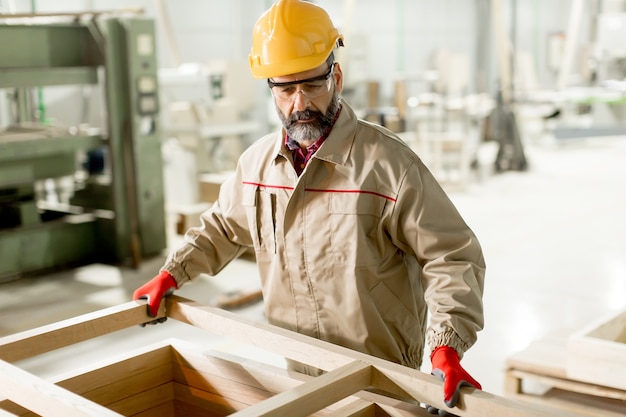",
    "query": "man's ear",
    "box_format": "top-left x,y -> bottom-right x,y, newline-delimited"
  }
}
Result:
333,62 -> 344,94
